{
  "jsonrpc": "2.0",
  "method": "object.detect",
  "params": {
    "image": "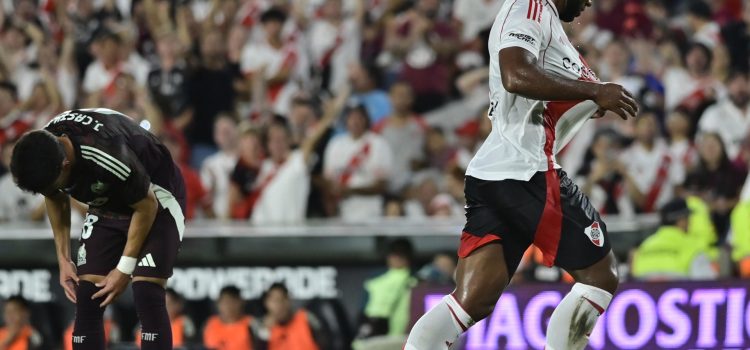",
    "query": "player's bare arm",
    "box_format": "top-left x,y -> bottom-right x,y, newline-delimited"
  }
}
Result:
45,191 -> 79,303
92,189 -> 159,307
499,47 -> 639,119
